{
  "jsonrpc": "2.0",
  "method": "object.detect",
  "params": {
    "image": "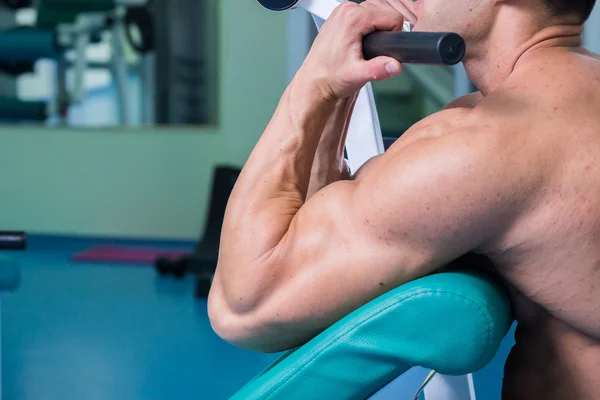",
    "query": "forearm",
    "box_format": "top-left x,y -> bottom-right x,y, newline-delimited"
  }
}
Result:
306,94 -> 357,199
217,76 -> 336,308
